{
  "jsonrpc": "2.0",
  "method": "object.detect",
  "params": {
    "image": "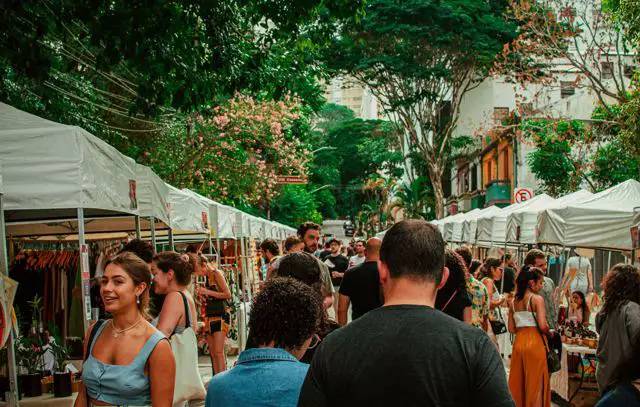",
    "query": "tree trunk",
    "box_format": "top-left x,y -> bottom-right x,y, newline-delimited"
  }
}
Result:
432,178 -> 445,220
426,160 -> 445,219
